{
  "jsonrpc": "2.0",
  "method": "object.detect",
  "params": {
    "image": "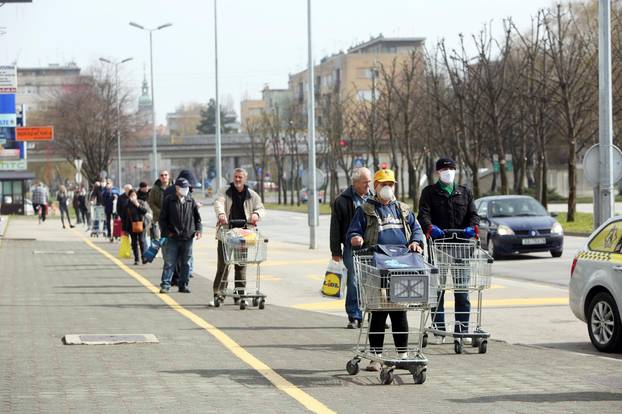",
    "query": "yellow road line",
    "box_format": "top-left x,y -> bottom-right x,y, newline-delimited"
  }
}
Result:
77,234 -> 335,414
292,296 -> 568,311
